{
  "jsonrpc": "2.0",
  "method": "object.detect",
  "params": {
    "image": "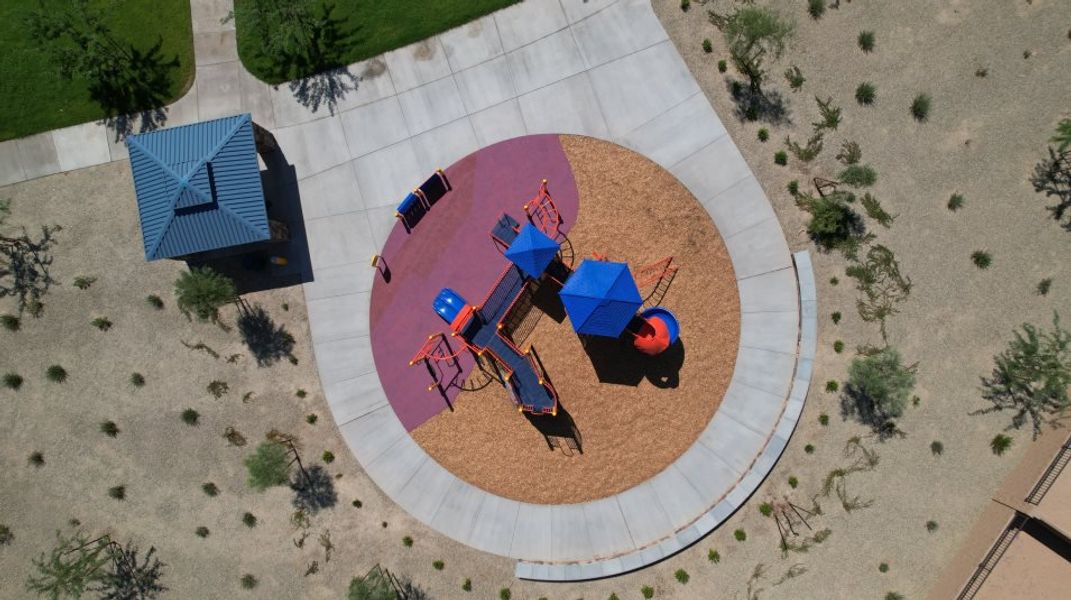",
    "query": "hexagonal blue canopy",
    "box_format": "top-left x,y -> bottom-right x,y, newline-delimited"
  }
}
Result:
504,223 -> 559,278
559,260 -> 642,337
127,113 -> 269,261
